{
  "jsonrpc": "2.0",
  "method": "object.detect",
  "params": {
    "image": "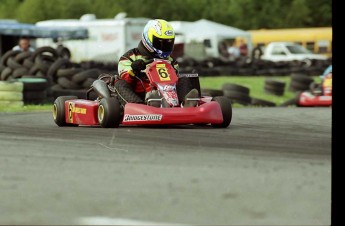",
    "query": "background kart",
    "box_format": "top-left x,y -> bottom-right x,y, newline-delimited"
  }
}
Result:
297,72 -> 332,107
53,59 -> 232,128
